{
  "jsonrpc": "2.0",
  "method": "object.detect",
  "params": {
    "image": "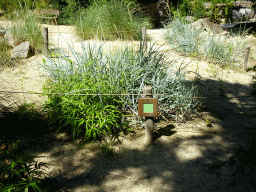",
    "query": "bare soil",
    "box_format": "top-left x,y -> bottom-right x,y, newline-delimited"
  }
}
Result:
1,19 -> 256,192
